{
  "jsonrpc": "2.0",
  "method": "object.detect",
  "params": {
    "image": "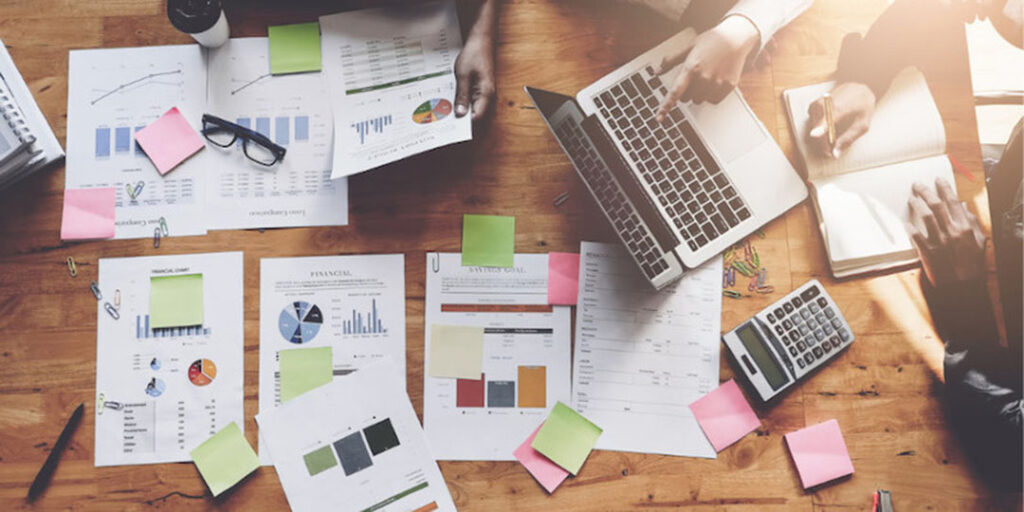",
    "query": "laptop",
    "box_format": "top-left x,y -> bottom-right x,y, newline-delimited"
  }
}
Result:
526,28 -> 807,289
